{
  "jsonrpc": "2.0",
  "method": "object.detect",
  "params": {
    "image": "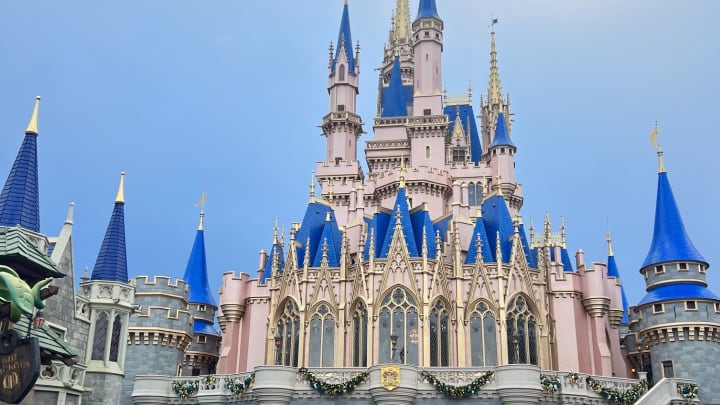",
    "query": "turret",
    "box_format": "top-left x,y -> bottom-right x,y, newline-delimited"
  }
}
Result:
488,112 -> 518,210
0,96 -> 42,232
480,21 -> 513,157
412,0 -> 443,116
629,142 -> 720,401
181,205 -> 220,375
